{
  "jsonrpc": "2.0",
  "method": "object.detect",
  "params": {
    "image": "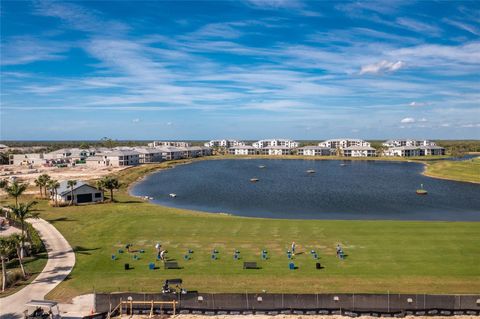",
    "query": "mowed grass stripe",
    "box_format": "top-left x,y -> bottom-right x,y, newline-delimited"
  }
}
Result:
14,191 -> 476,301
